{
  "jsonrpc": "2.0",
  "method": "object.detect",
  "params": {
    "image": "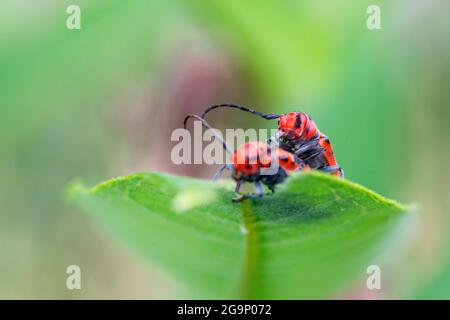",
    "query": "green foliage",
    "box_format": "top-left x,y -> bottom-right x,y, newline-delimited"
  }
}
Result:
413,251 -> 450,299
69,171 -> 411,299
0,0 -> 175,148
